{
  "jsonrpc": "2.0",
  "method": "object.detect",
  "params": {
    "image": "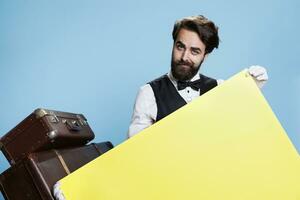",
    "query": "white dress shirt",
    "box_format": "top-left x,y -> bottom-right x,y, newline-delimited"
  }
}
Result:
128,71 -> 224,138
